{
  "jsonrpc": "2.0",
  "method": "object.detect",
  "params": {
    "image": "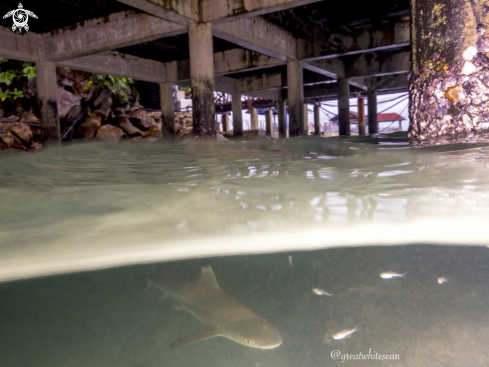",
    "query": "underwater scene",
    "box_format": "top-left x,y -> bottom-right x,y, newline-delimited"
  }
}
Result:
1,132 -> 489,366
